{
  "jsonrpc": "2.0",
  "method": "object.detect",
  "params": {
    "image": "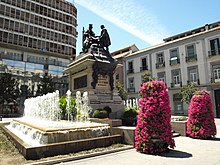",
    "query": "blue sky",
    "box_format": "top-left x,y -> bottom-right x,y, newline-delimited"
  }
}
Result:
67,0 -> 220,55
